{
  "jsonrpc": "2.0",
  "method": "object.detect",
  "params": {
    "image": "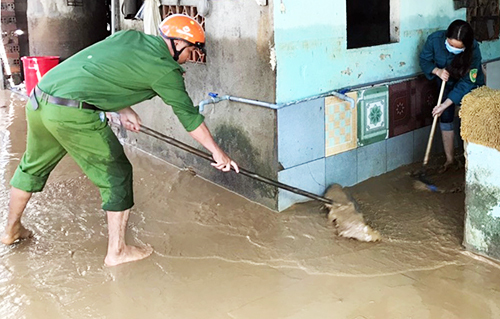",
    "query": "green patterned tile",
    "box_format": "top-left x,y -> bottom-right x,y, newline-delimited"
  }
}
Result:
357,86 -> 389,146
